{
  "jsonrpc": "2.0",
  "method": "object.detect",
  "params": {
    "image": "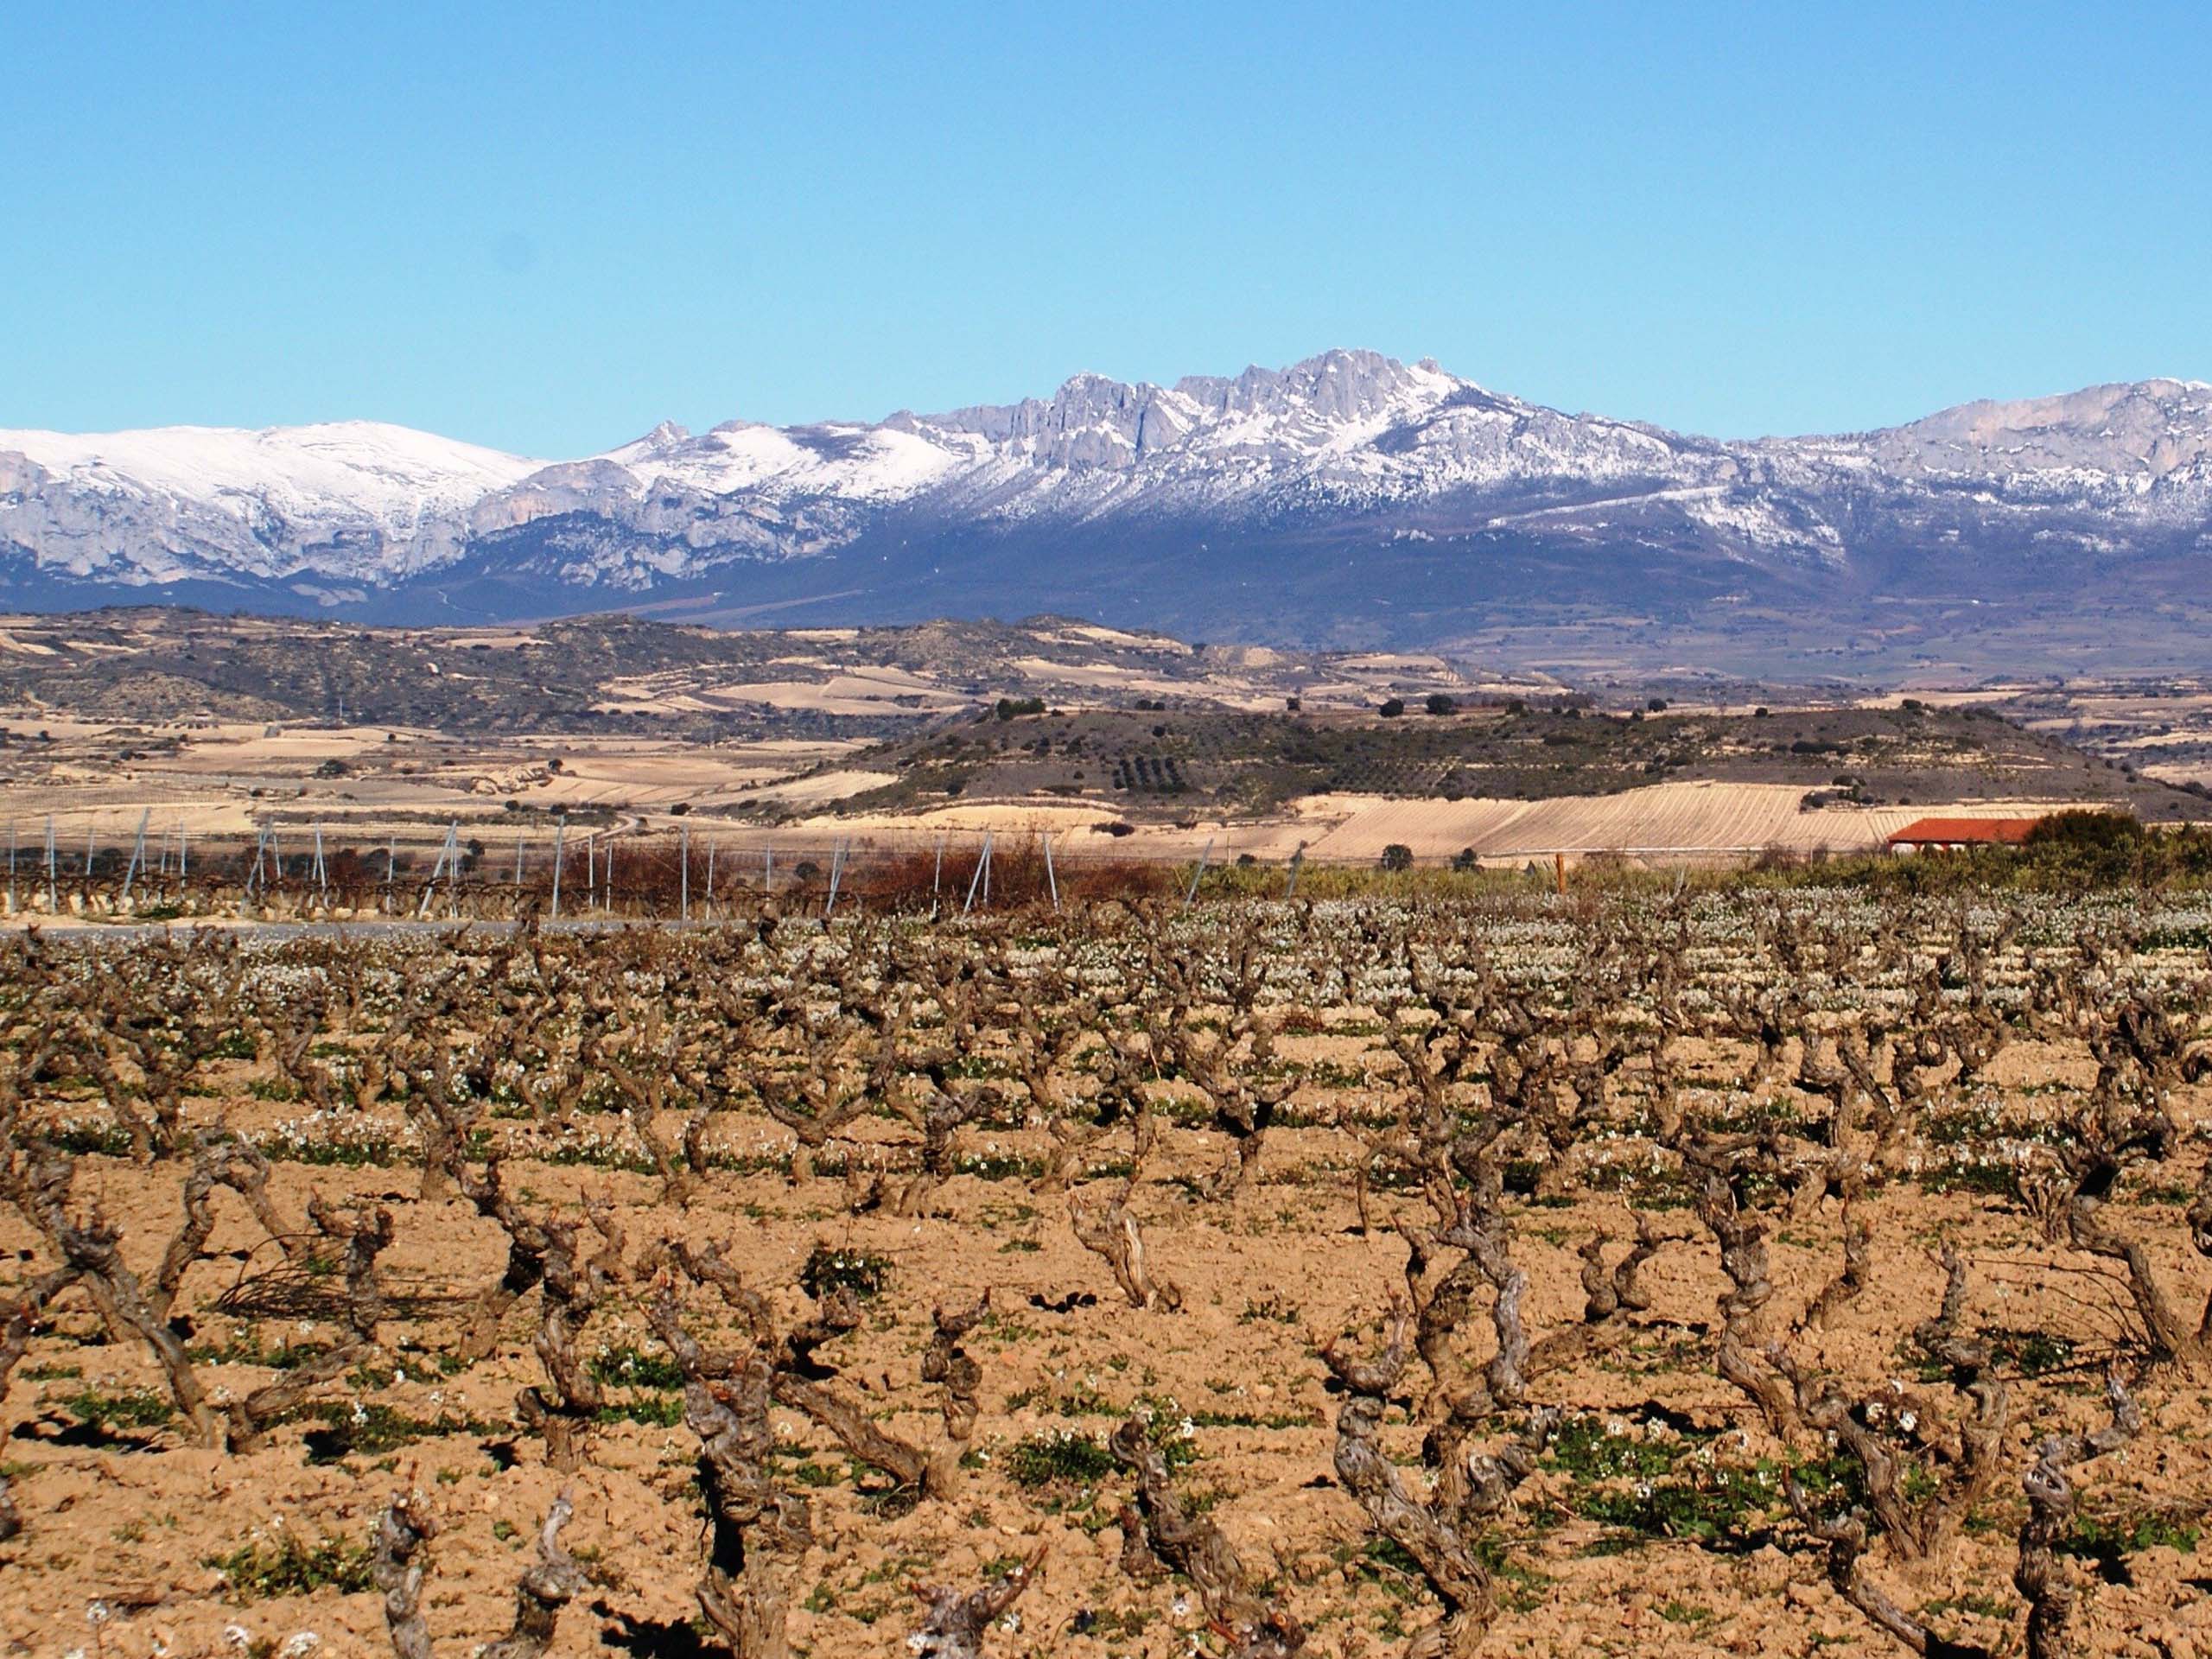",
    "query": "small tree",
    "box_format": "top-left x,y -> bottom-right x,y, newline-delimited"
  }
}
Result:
1425,693 -> 1458,716
1379,844 -> 1414,873
1378,698 -> 1406,718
